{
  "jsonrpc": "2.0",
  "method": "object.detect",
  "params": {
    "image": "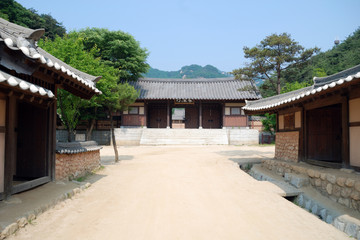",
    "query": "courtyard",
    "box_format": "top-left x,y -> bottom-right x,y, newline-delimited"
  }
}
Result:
7,145 -> 349,240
